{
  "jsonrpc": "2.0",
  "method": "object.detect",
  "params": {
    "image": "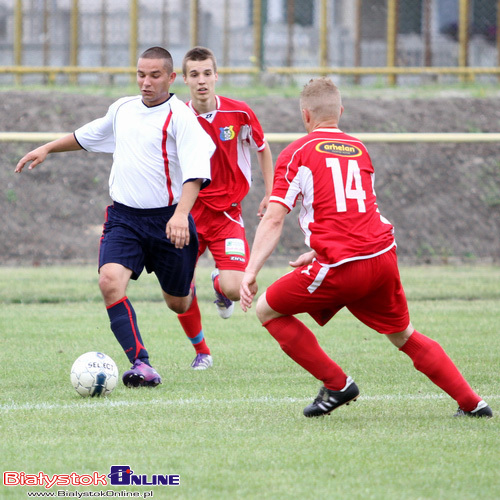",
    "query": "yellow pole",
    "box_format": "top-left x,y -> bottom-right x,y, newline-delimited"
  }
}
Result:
458,0 -> 470,81
319,0 -> 328,69
69,0 -> 79,84
14,0 -> 23,85
191,0 -> 199,48
386,0 -> 398,85
253,0 -> 262,73
423,0 -> 432,67
130,0 -> 138,83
